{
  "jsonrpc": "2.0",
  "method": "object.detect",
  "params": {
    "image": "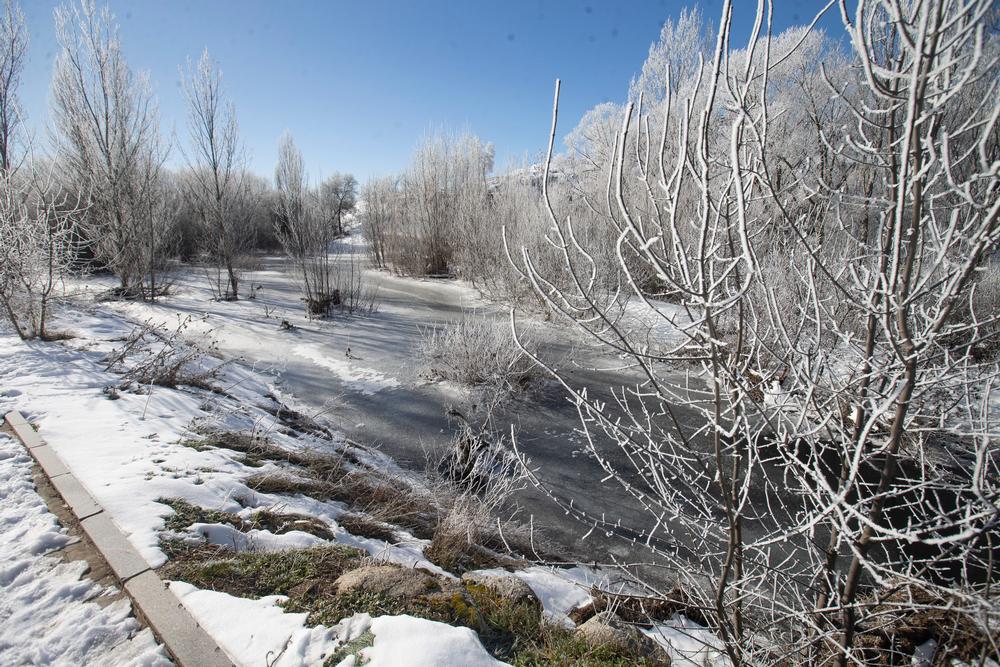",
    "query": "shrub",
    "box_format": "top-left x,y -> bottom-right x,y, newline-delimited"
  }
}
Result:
419,313 -> 538,393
